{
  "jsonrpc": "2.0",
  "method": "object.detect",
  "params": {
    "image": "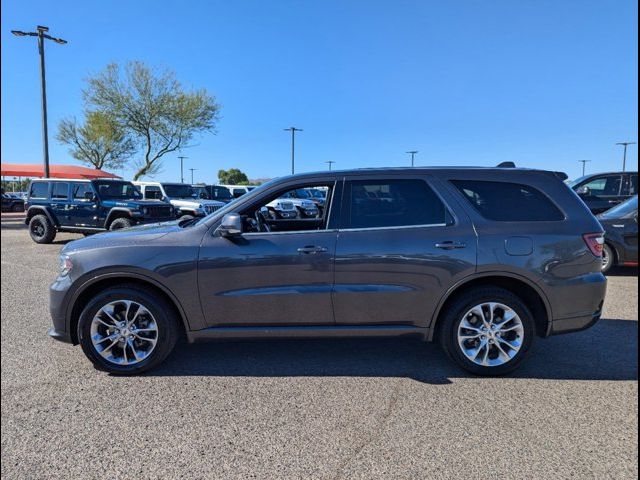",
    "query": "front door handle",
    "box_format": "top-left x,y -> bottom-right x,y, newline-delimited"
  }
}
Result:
435,241 -> 467,250
297,246 -> 328,254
